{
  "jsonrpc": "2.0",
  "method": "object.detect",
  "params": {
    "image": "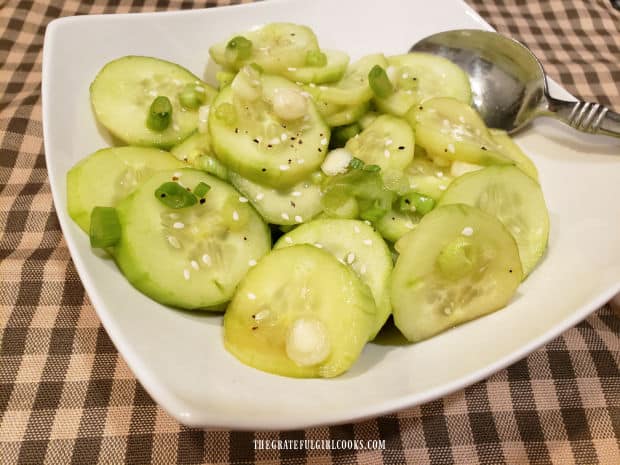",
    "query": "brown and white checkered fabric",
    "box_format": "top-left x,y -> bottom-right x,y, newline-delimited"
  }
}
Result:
1,1 -> 619,464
